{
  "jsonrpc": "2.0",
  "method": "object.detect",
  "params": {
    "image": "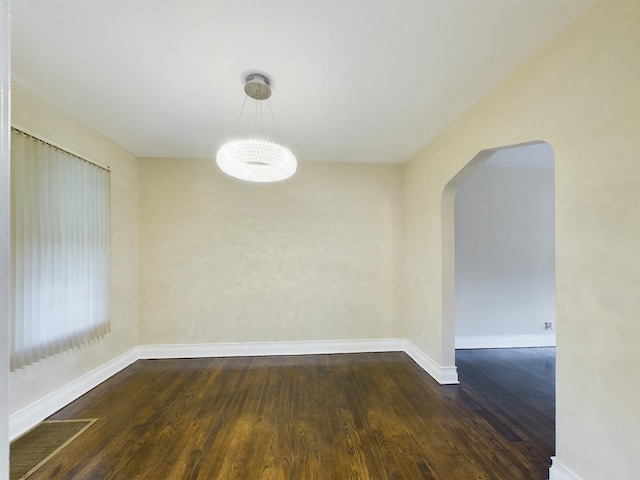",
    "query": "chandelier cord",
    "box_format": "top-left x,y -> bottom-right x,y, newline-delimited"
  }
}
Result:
232,94 -> 249,137
254,98 -> 258,134
231,82 -> 273,139
267,98 -> 279,136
